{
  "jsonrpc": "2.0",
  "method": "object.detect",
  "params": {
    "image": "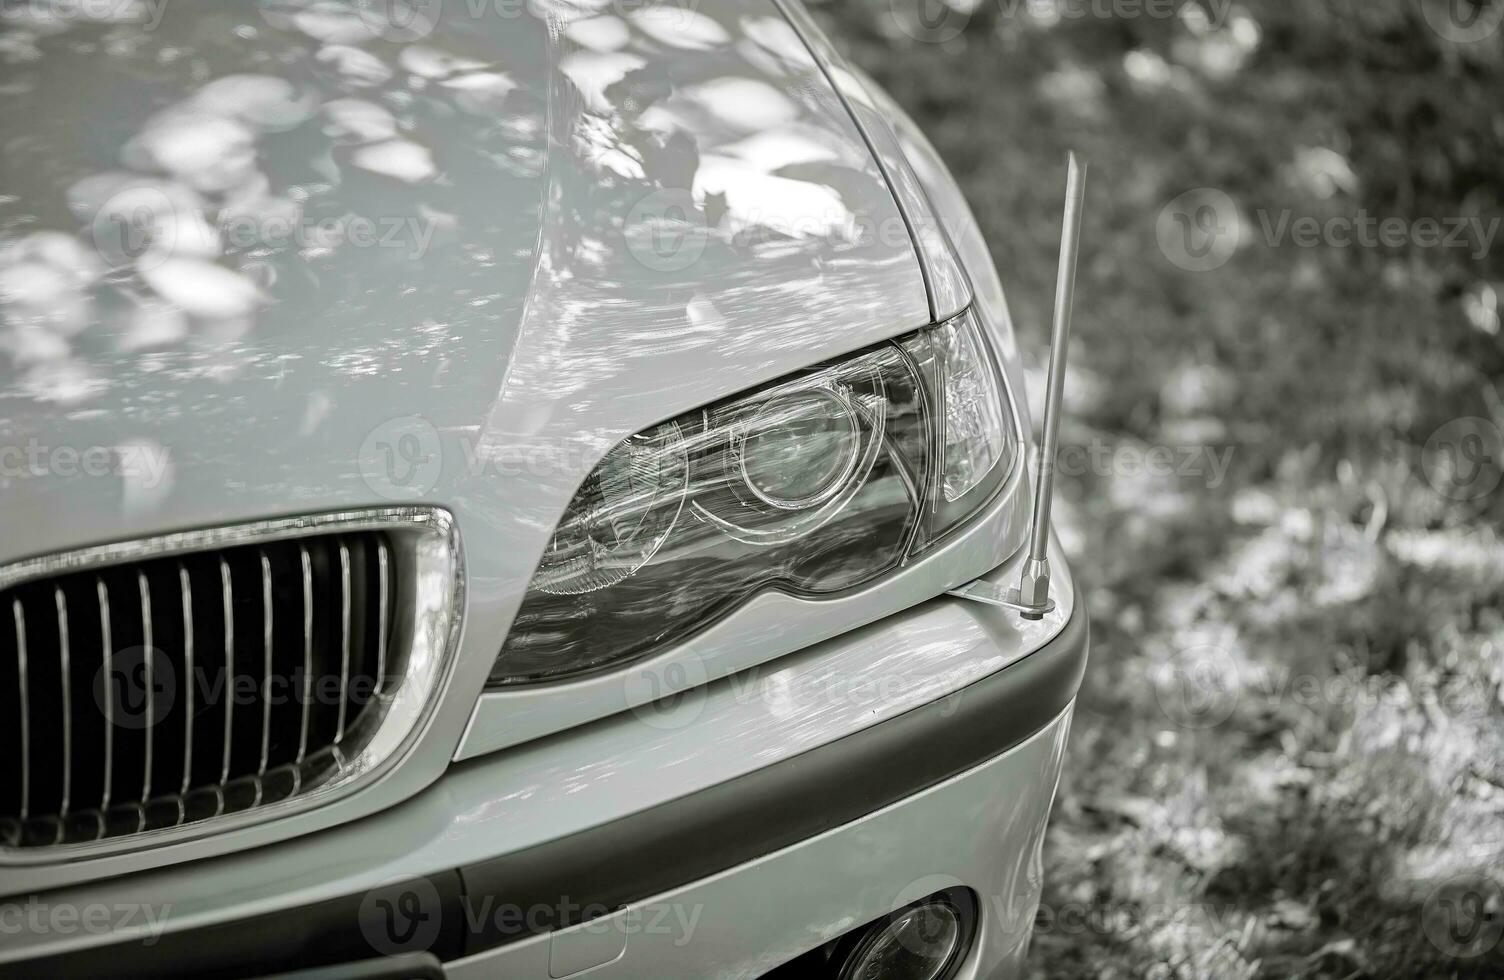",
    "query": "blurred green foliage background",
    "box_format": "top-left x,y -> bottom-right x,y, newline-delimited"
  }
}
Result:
813,0 -> 1504,975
